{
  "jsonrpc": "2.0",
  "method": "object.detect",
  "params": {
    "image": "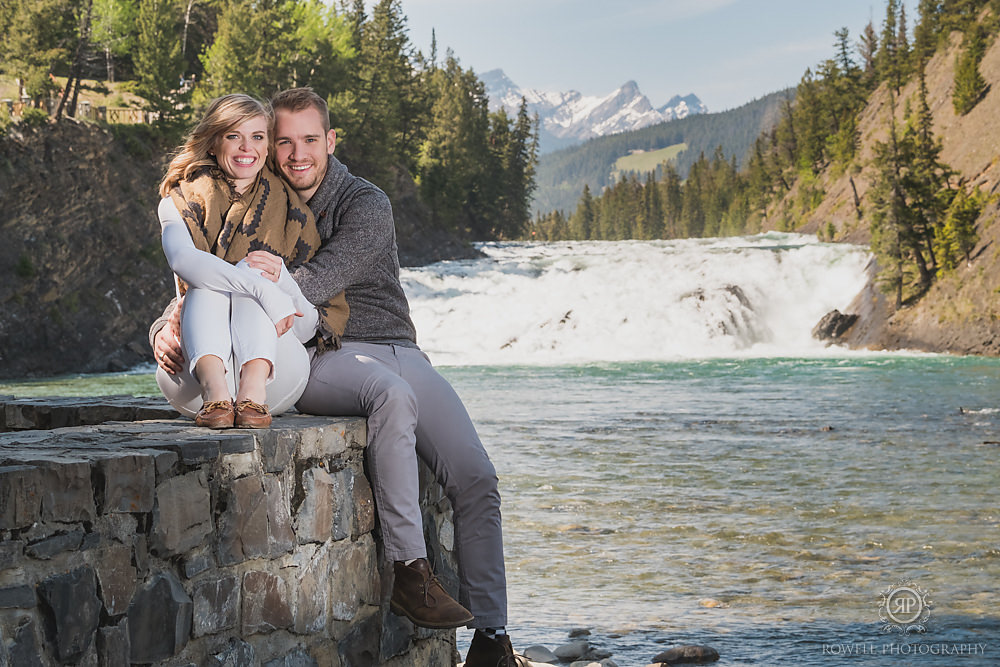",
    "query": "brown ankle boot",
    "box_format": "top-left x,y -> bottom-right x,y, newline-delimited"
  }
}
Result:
464,630 -> 528,667
389,558 -> 474,629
